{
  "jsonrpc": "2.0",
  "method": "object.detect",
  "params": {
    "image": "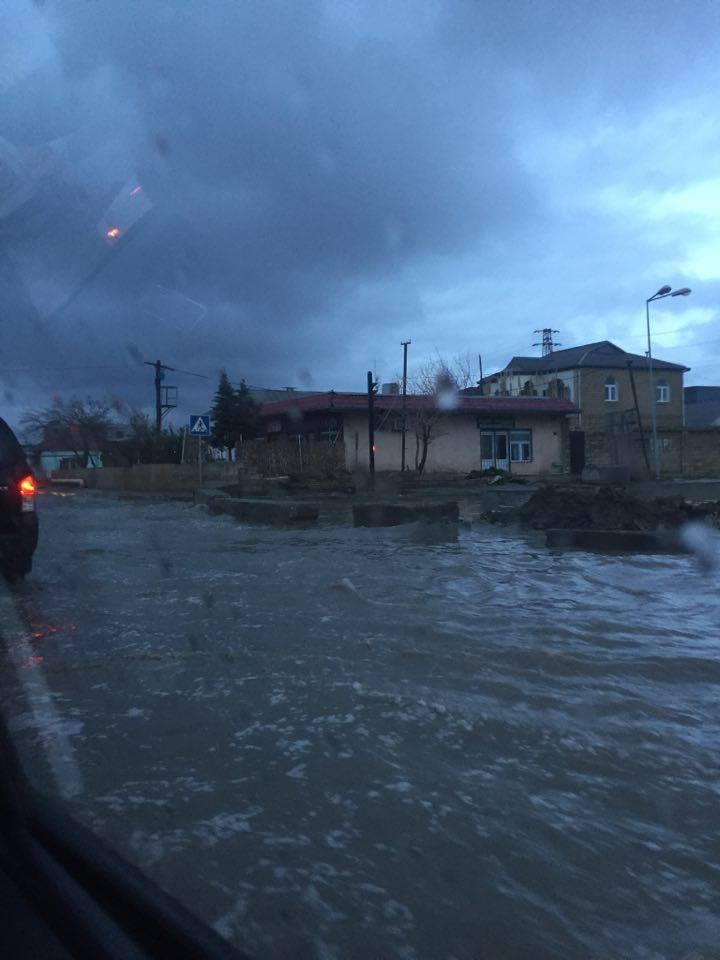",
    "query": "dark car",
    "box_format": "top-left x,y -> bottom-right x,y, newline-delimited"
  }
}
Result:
0,418 -> 38,580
